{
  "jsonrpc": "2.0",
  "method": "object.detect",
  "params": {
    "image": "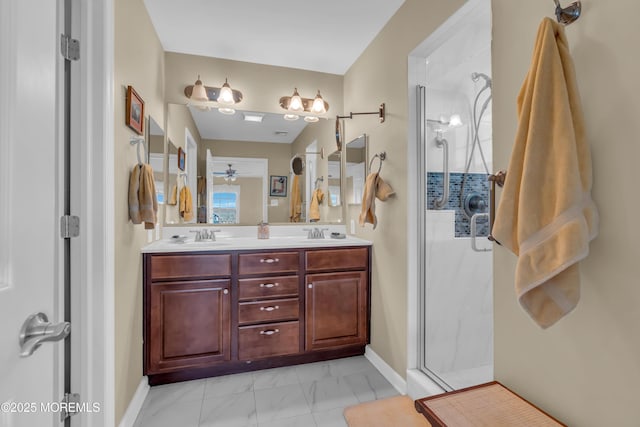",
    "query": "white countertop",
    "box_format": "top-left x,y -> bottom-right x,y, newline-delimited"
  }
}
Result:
141,235 -> 372,253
